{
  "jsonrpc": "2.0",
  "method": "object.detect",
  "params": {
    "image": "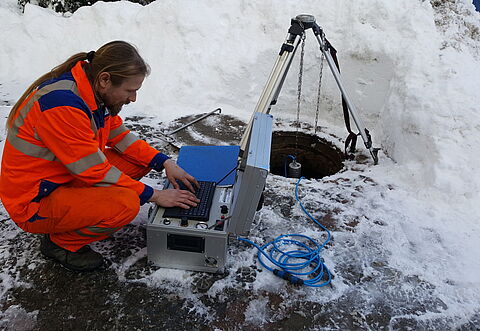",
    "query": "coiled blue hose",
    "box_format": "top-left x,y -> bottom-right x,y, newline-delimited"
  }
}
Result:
238,176 -> 331,287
